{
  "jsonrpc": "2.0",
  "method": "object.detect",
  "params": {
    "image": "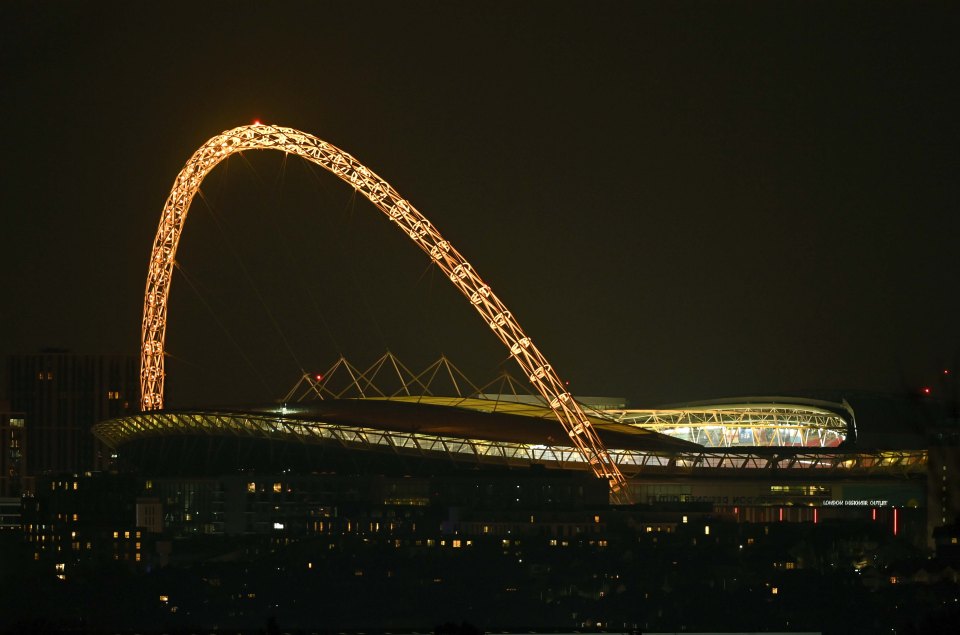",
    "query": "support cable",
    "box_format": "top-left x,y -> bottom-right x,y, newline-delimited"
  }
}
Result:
195,186 -> 308,376
172,260 -> 273,395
